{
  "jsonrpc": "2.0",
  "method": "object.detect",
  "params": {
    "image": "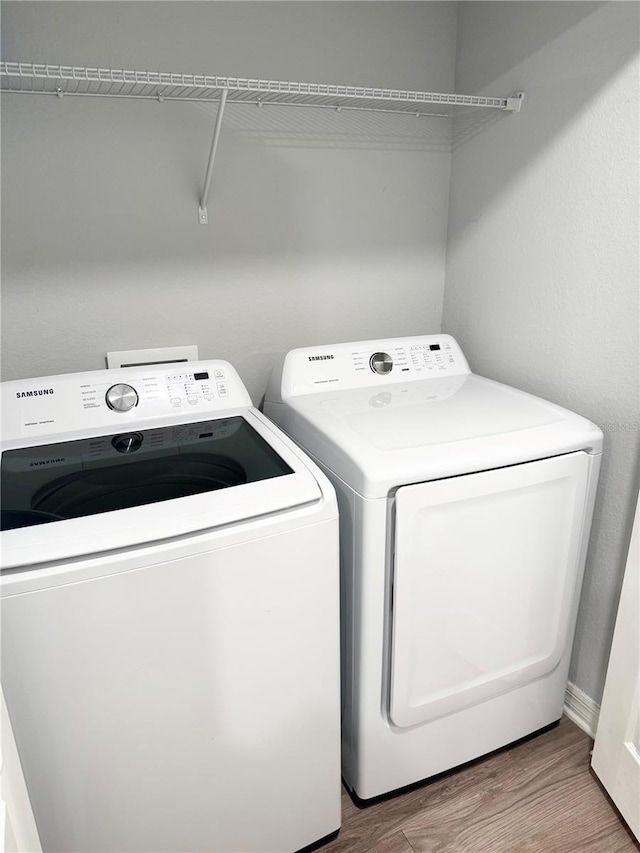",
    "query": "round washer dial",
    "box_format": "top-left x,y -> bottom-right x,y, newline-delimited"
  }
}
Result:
369,352 -> 393,375
106,383 -> 139,413
111,432 -> 144,453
